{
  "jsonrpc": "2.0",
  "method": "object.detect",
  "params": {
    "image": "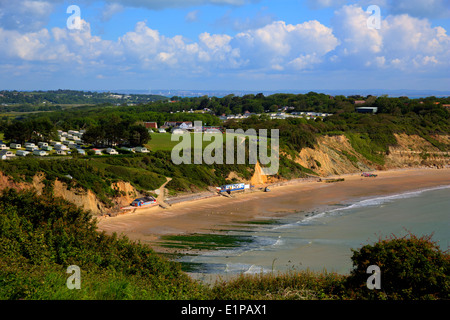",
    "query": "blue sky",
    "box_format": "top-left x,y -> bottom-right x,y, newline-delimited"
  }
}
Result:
0,0 -> 449,93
